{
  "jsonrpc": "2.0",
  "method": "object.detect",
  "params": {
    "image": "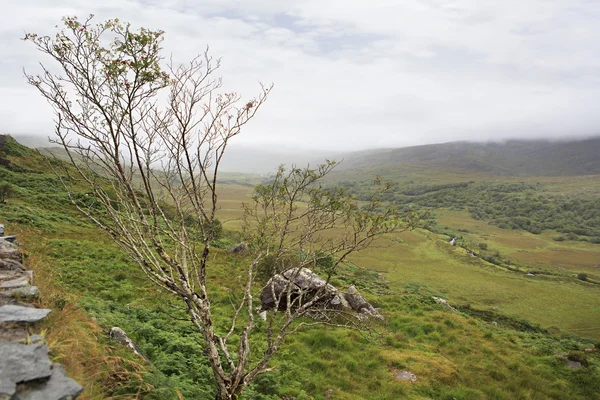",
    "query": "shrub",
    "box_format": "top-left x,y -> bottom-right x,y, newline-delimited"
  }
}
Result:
577,273 -> 588,281
479,242 -> 488,250
0,182 -> 14,204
